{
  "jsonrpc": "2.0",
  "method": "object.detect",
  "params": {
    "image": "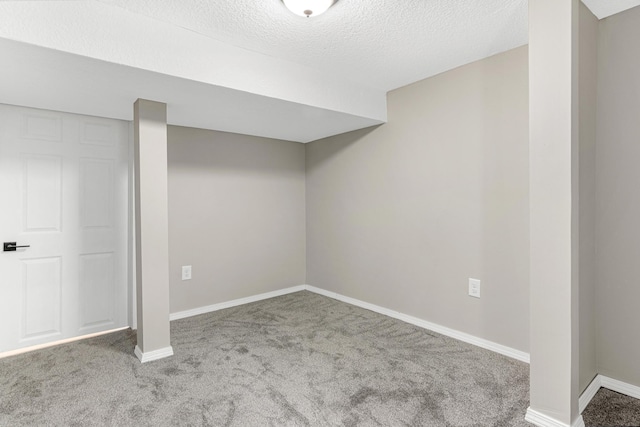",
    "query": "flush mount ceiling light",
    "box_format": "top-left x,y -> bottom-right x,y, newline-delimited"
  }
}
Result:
282,0 -> 338,17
